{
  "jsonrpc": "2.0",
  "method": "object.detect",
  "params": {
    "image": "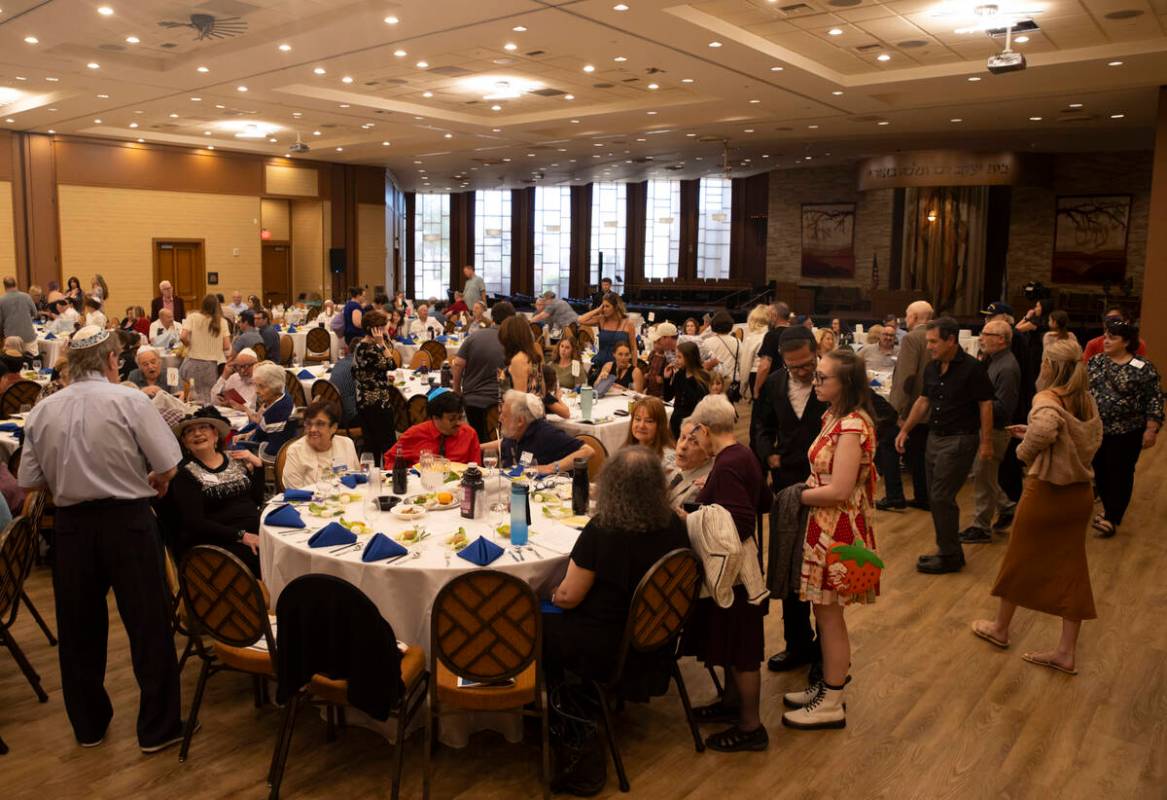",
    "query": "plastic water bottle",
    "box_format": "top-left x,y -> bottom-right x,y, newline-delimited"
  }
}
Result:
509,482 -> 529,546
579,384 -> 594,420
